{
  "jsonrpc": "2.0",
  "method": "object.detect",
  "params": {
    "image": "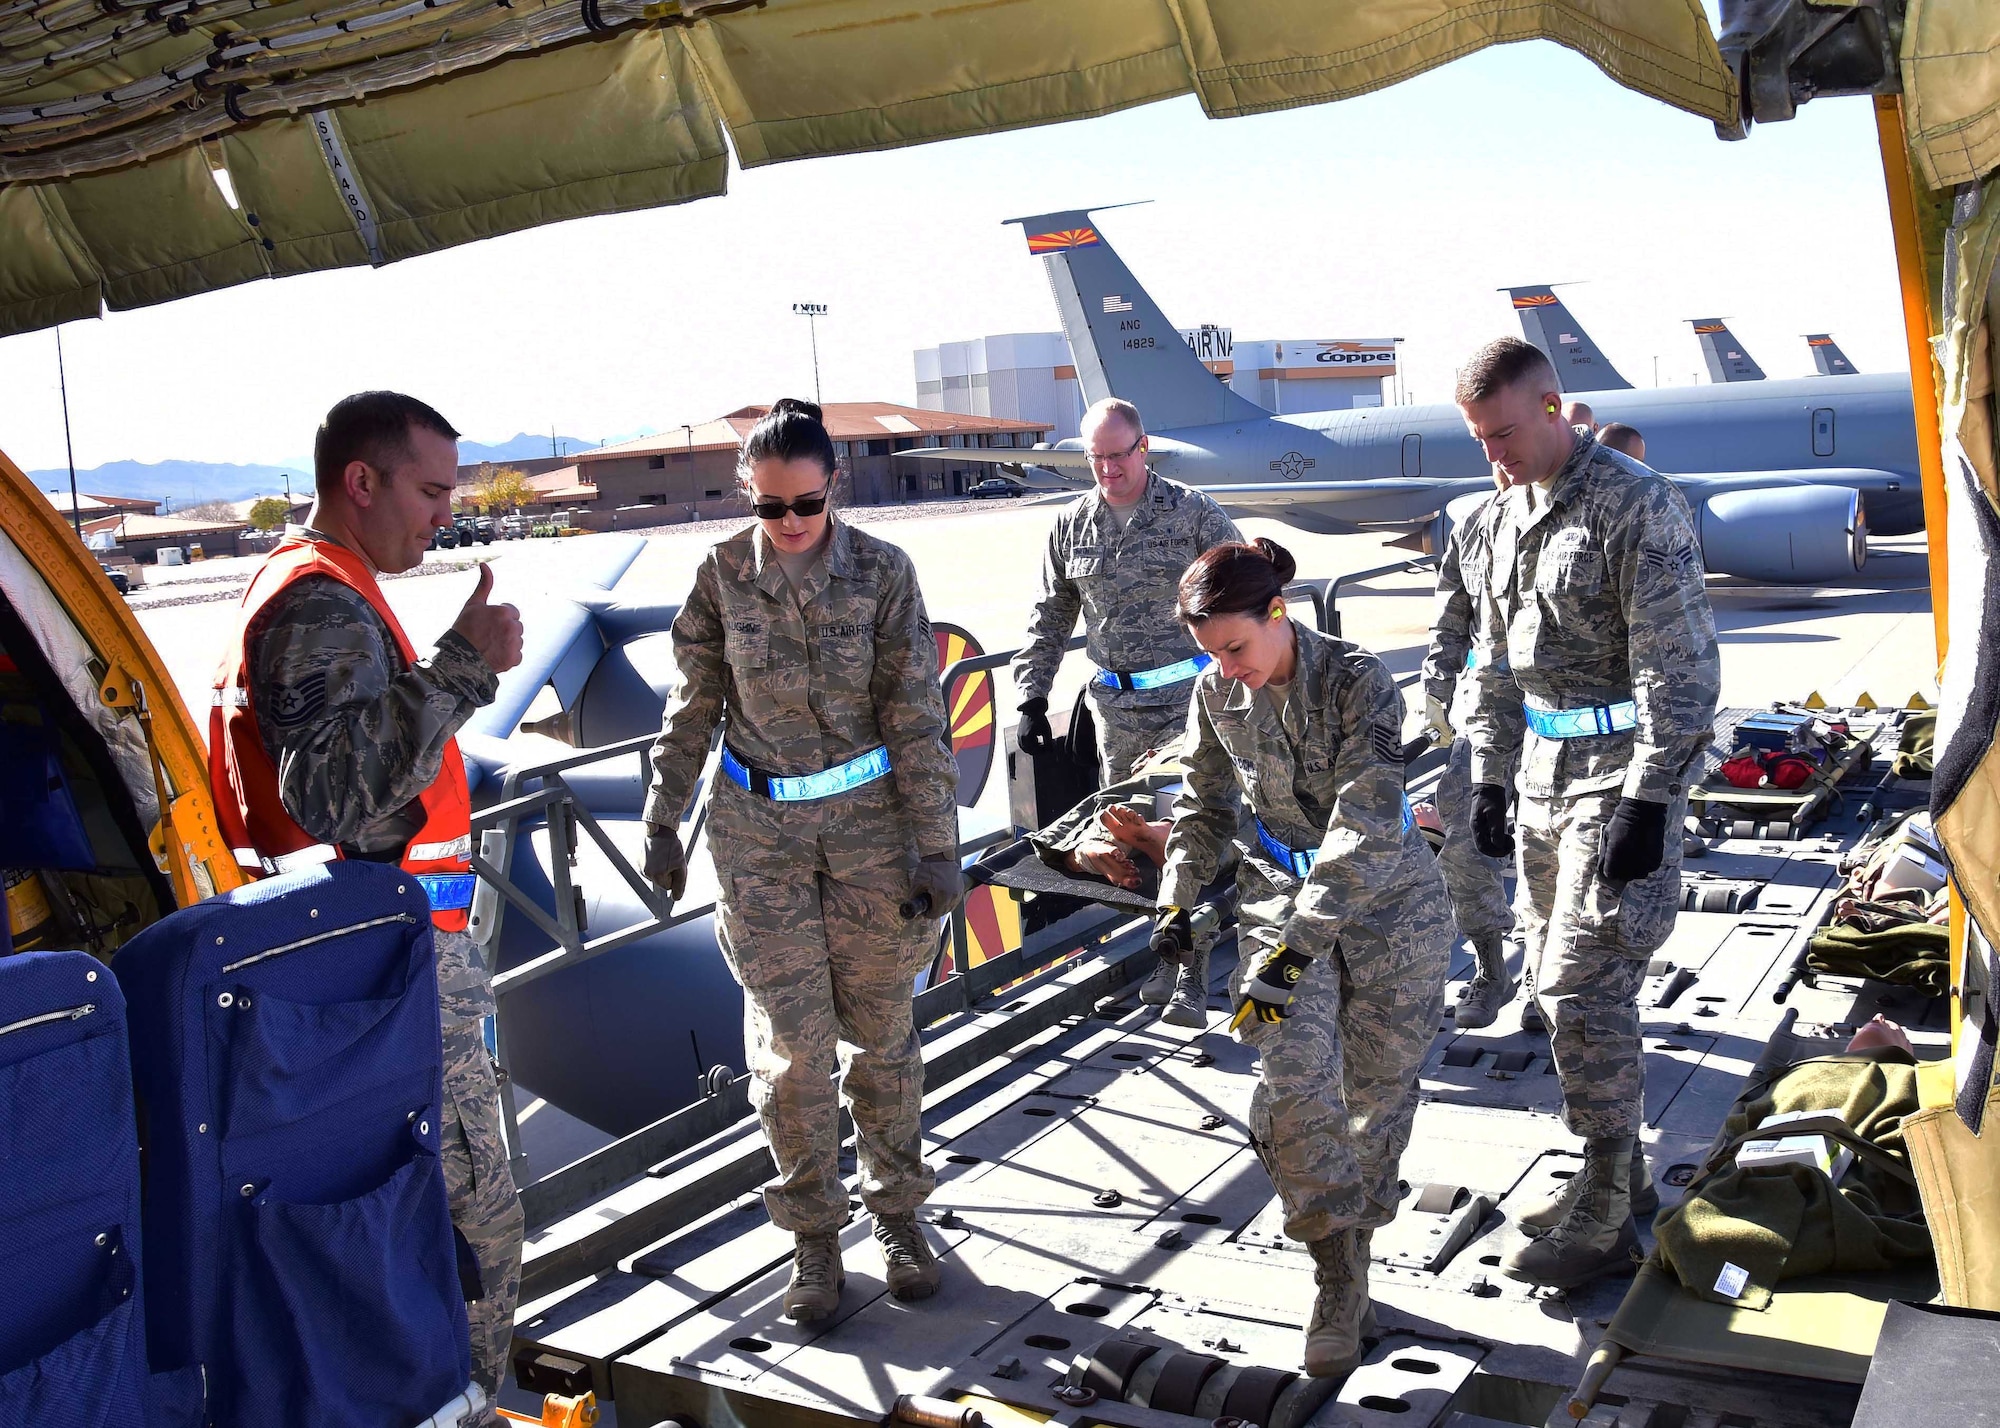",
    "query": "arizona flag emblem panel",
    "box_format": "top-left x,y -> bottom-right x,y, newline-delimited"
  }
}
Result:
1026,227 -> 1103,254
